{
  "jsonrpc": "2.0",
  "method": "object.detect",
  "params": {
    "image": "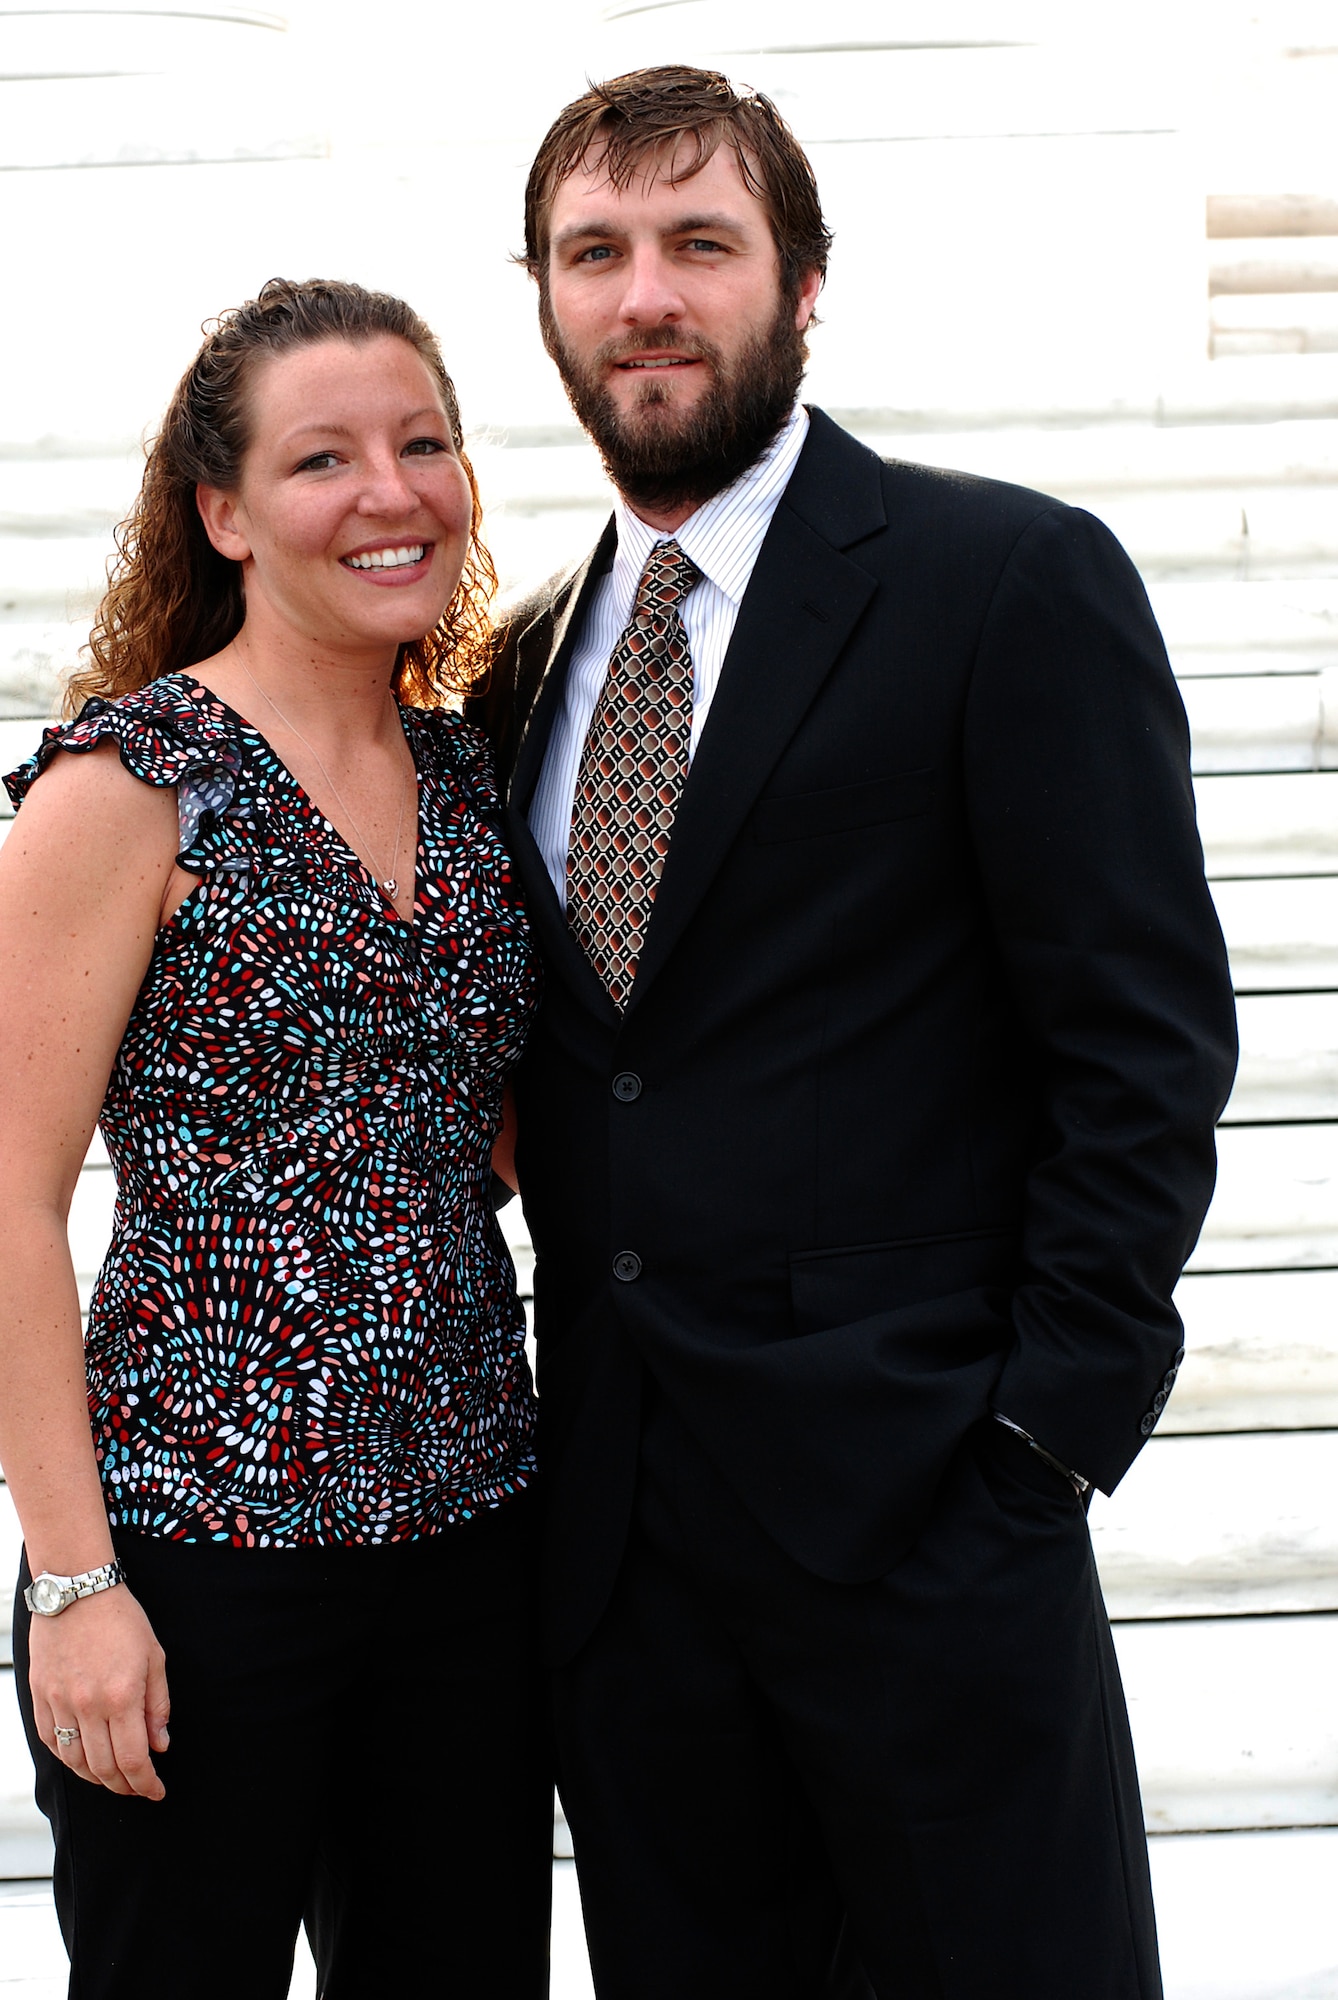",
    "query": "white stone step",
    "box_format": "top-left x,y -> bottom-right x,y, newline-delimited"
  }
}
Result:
0,643 -> 71,724
1213,875 -> 1338,992
1225,992 -> 1338,1123
1182,671 -> 1338,775
1210,238 -> 1338,296
1087,486 -> 1338,577
825,352 -> 1338,431
1145,577 -> 1338,673
1196,772 -> 1338,877
851,417 -> 1338,497
0,537 -> 108,619
1117,1611 -> 1338,1833
471,417 -> 1338,518
1150,1826 -> 1338,2000
1170,1269 -> 1338,1434
1189,1122 -> 1338,1271
1091,1431 -> 1338,1619
0,719 -> 48,799
1209,195 -> 1338,238
0,452 -> 143,536
0,1673 -> 51,1880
